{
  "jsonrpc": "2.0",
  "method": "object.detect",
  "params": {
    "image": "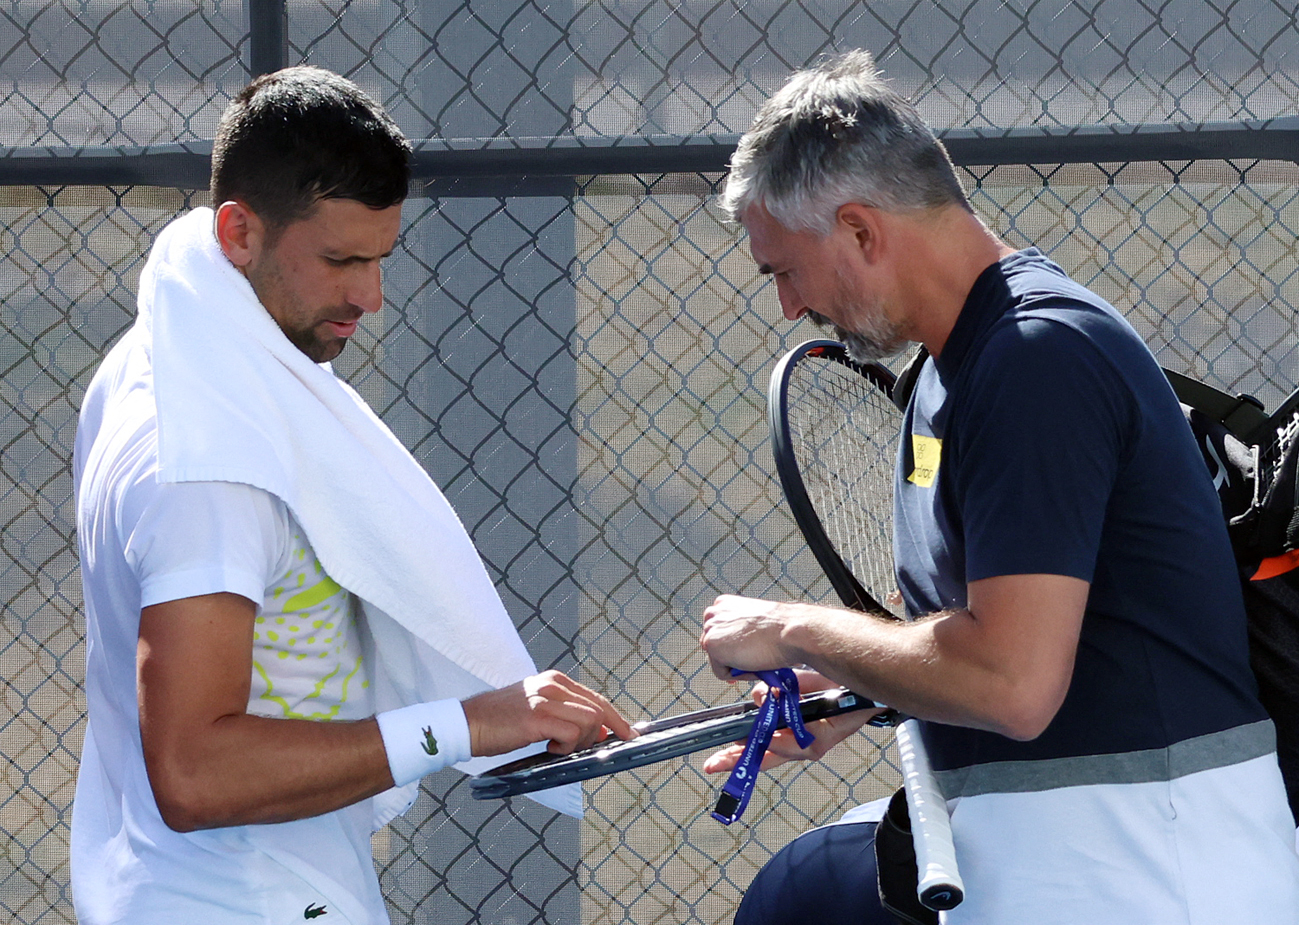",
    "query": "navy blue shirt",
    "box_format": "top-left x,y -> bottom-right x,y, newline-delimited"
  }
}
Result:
895,249 -> 1268,784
